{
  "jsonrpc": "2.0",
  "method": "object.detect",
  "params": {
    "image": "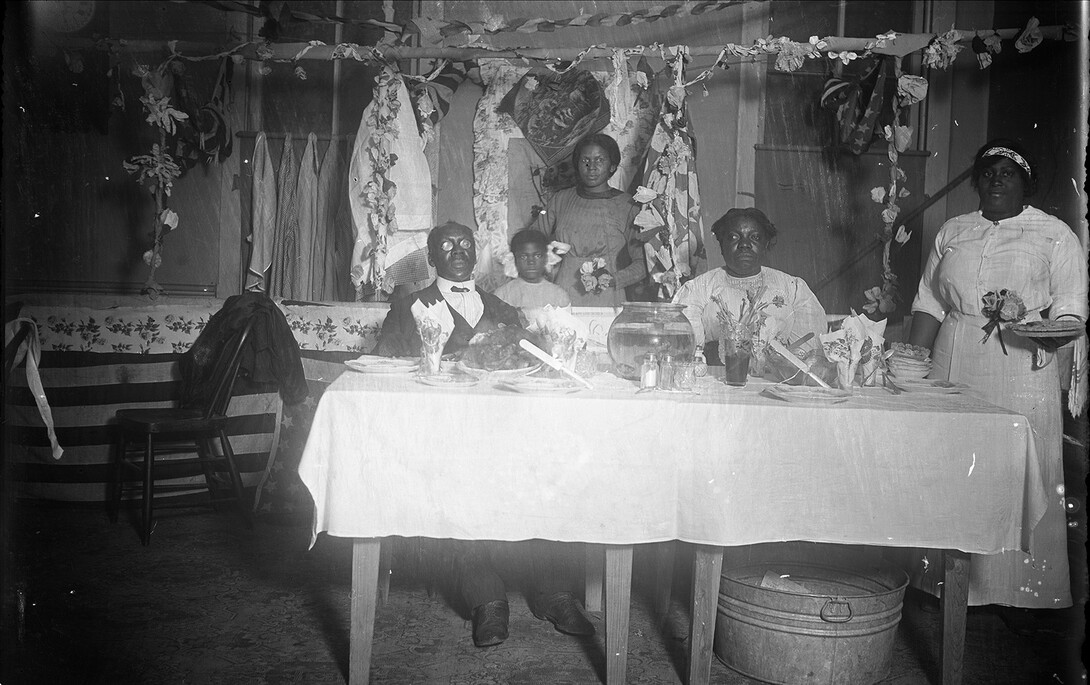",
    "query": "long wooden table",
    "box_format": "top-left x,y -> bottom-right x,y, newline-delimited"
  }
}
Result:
298,369 -> 1049,684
